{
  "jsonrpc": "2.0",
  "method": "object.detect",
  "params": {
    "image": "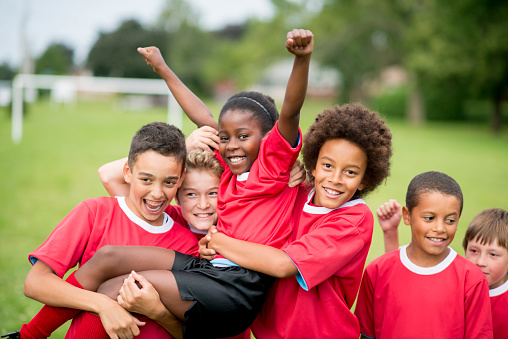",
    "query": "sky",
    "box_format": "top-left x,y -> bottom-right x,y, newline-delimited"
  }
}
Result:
0,0 -> 273,67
